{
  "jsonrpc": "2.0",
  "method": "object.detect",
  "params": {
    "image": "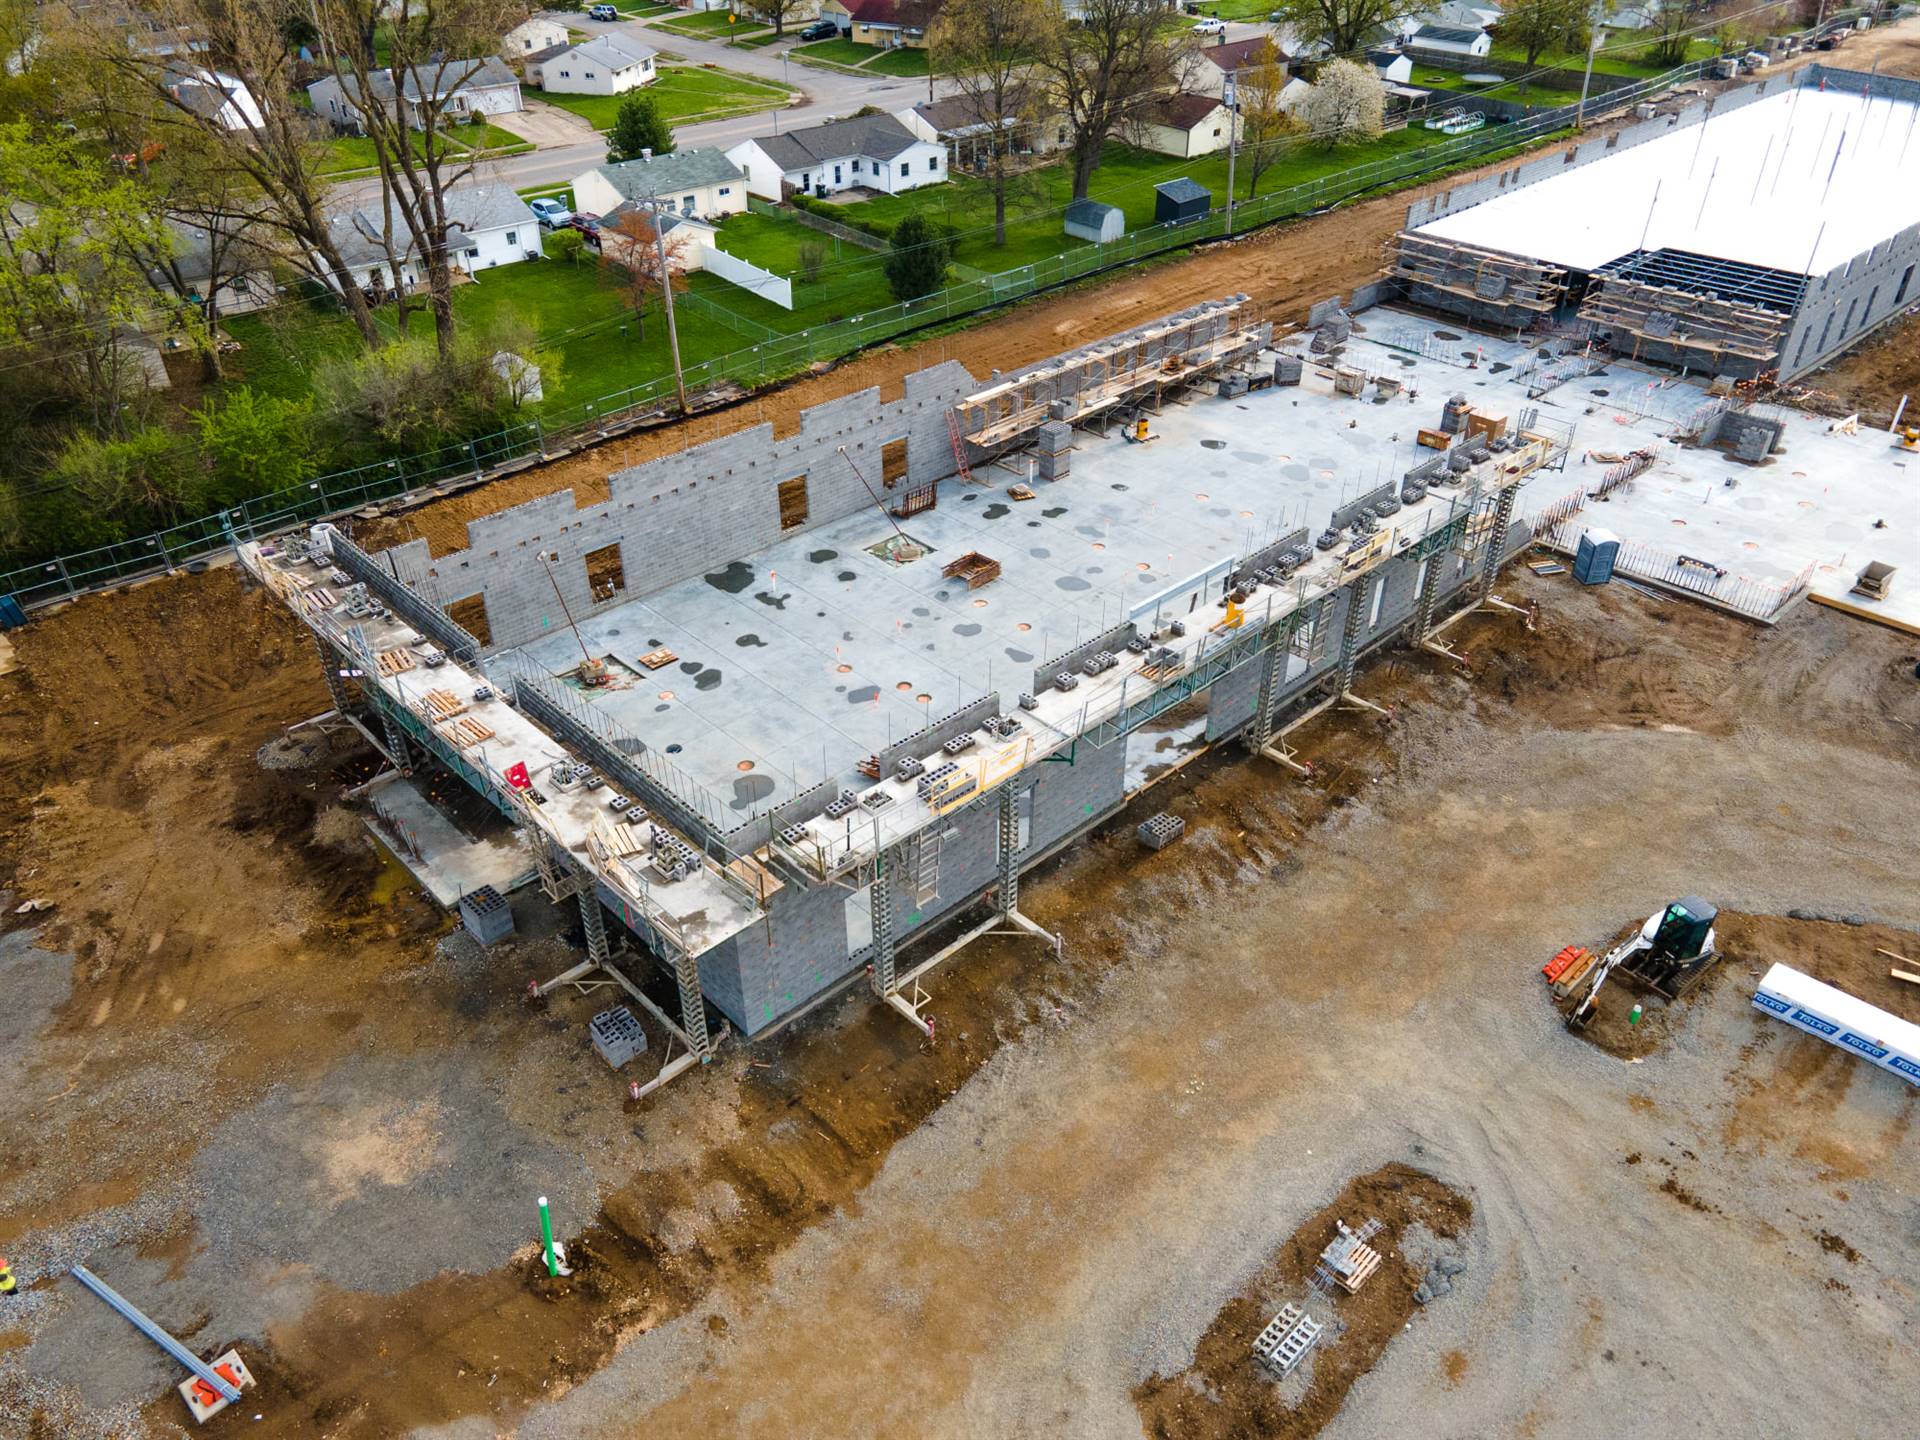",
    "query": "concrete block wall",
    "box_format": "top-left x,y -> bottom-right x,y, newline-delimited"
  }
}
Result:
1034,620 -> 1138,695
1780,219 -> 1920,381
693,715 -> 1129,1035
378,360 -> 979,652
